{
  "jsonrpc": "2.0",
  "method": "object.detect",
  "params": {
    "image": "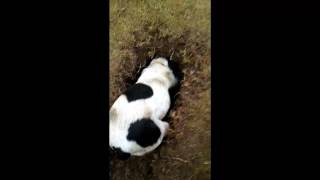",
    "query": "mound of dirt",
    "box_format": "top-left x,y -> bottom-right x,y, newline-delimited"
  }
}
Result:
110,28 -> 211,180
